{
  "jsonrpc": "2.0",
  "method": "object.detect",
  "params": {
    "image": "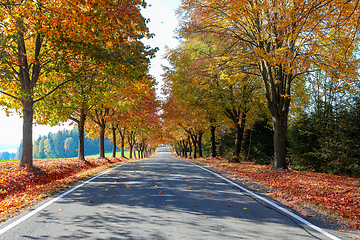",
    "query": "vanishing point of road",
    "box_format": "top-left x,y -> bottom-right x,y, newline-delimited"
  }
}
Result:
0,147 -> 350,239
